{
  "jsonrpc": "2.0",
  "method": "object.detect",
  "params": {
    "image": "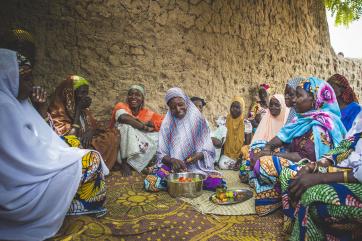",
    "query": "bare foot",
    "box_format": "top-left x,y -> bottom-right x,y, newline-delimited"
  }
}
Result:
120,162 -> 132,177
